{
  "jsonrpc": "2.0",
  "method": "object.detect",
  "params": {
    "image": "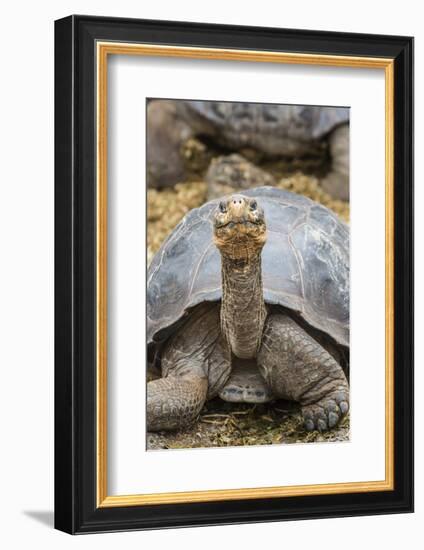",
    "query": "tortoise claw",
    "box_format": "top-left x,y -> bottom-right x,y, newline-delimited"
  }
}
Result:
302,393 -> 349,432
